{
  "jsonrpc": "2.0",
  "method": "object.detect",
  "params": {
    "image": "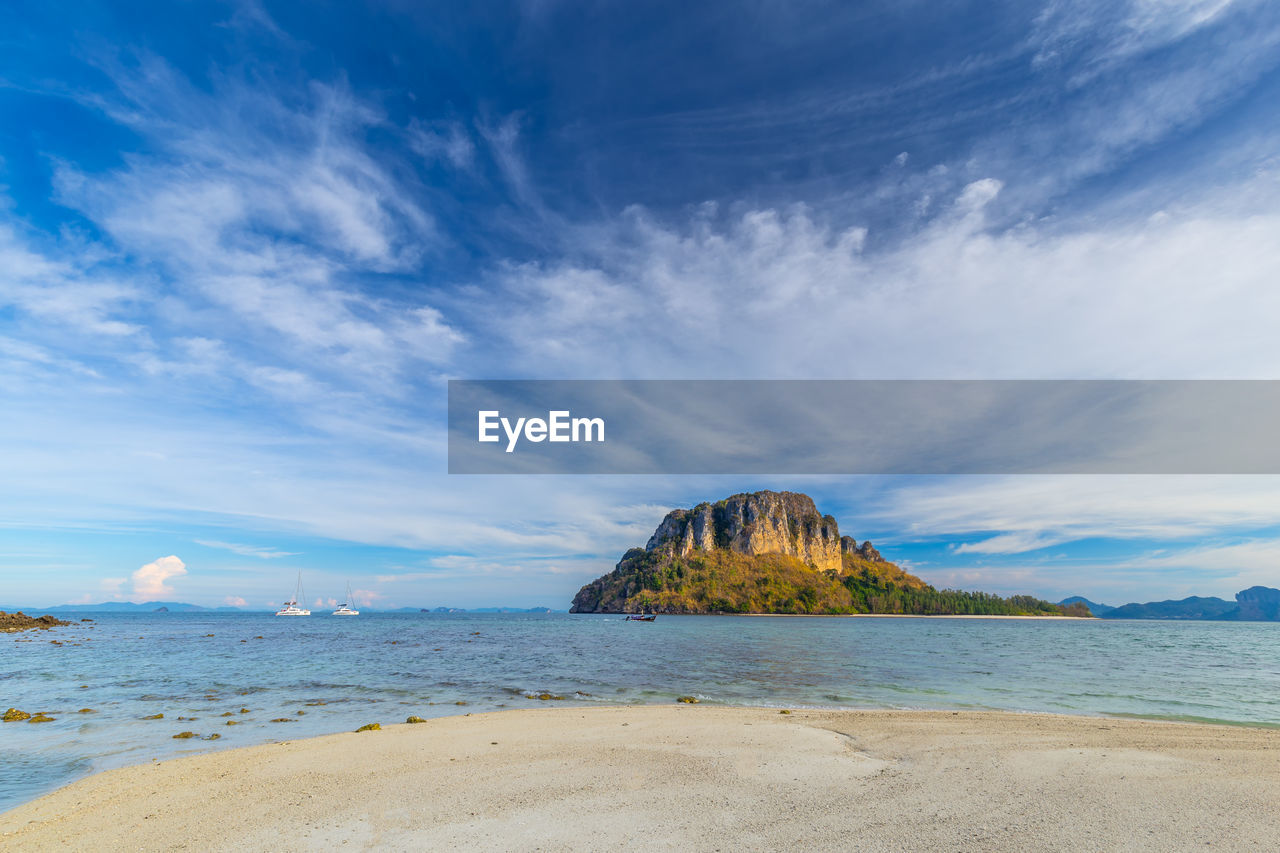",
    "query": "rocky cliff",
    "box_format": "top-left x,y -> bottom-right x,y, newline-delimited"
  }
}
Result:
645,491 -> 845,572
